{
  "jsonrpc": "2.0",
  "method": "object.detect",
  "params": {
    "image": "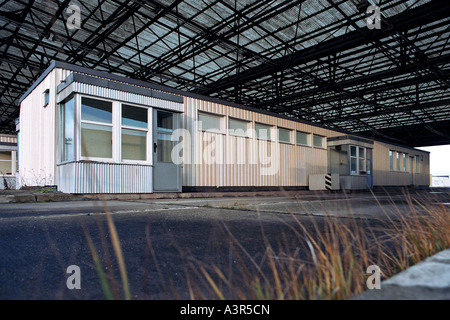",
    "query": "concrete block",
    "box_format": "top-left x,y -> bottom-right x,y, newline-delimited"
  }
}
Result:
111,194 -> 140,201
14,194 -> 36,203
35,193 -> 72,202
0,195 -> 15,203
352,249 -> 450,300
139,193 -> 158,199
383,261 -> 450,288
426,249 -> 450,264
309,174 -> 326,190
